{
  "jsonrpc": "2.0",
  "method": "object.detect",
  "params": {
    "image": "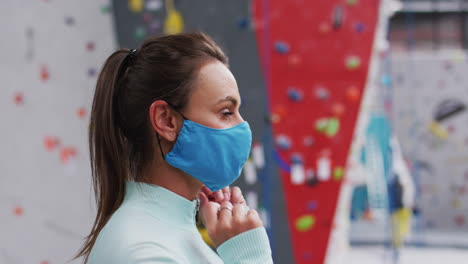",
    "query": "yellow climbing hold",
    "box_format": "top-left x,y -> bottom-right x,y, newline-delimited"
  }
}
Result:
128,0 -> 144,13
429,121 -> 448,140
164,0 -> 184,34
